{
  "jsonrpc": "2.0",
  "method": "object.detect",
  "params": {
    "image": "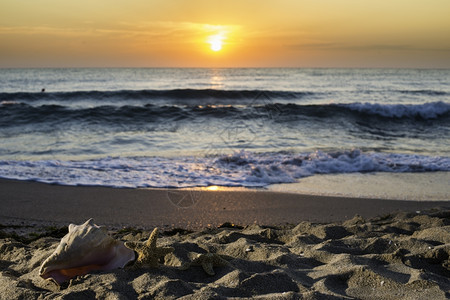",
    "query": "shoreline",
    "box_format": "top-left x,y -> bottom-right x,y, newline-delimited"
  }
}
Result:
1,178 -> 448,231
